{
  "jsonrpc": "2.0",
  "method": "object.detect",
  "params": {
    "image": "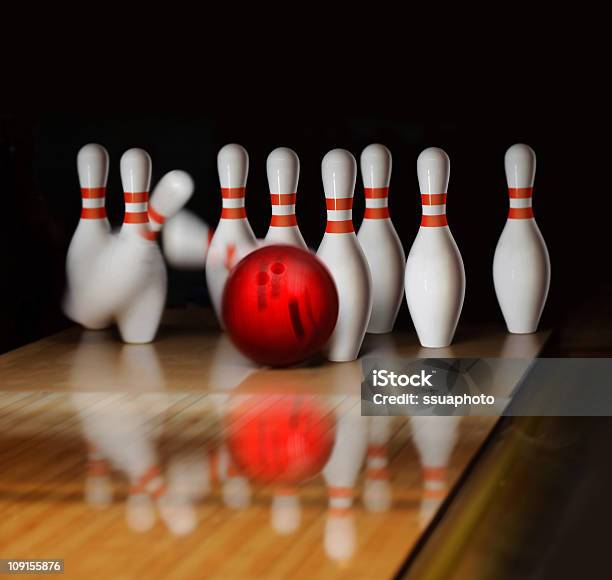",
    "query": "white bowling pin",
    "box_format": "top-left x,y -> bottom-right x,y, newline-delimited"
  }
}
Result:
317,149 -> 372,362
64,143 -> 112,329
162,209 -> 213,269
405,148 -> 465,348
116,167 -> 195,343
264,147 -> 307,249
205,144 -> 258,327
357,144 -> 405,334
493,144 -> 550,334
